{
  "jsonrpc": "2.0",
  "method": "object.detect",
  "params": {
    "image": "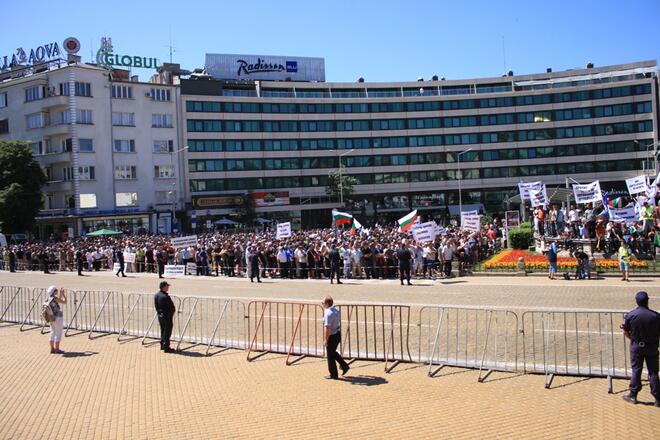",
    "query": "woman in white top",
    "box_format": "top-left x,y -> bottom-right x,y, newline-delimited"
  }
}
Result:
46,285 -> 67,354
